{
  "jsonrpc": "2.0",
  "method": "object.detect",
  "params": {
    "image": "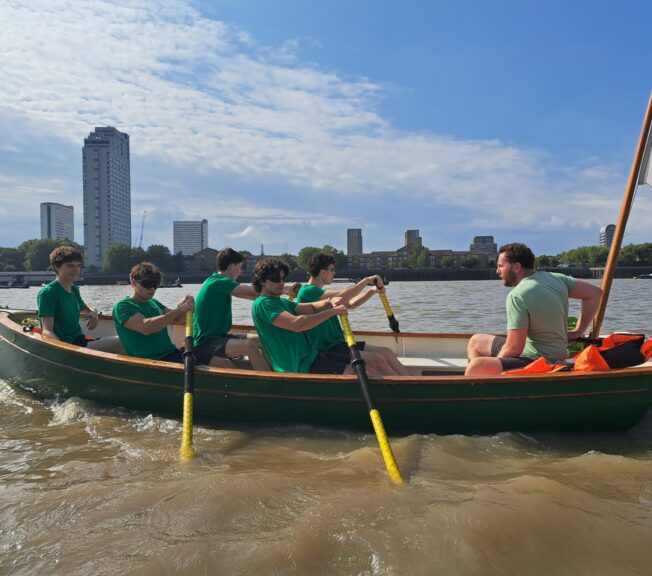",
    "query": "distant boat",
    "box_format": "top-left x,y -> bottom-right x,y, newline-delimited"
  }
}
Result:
0,278 -> 29,289
634,274 -> 652,279
159,277 -> 183,288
